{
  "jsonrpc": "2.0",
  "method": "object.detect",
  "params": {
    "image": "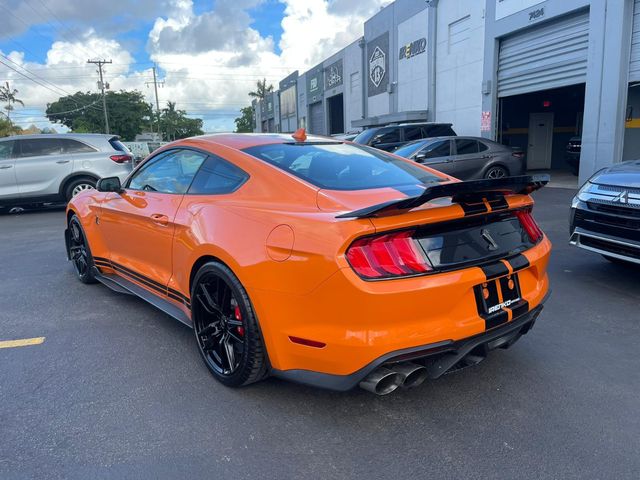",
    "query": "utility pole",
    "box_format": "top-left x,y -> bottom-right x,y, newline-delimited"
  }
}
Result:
87,59 -> 112,134
145,64 -> 164,139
